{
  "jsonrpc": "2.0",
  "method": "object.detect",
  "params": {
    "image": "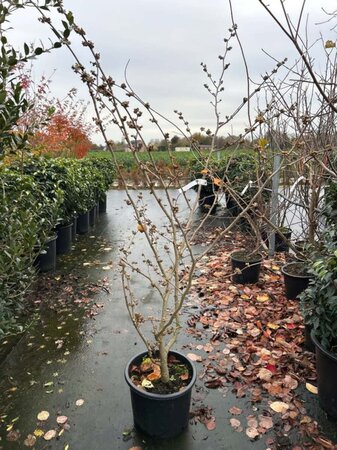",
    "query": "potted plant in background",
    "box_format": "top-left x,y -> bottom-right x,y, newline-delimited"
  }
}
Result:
231,249 -> 263,284
299,245 -> 337,417
281,260 -> 312,300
